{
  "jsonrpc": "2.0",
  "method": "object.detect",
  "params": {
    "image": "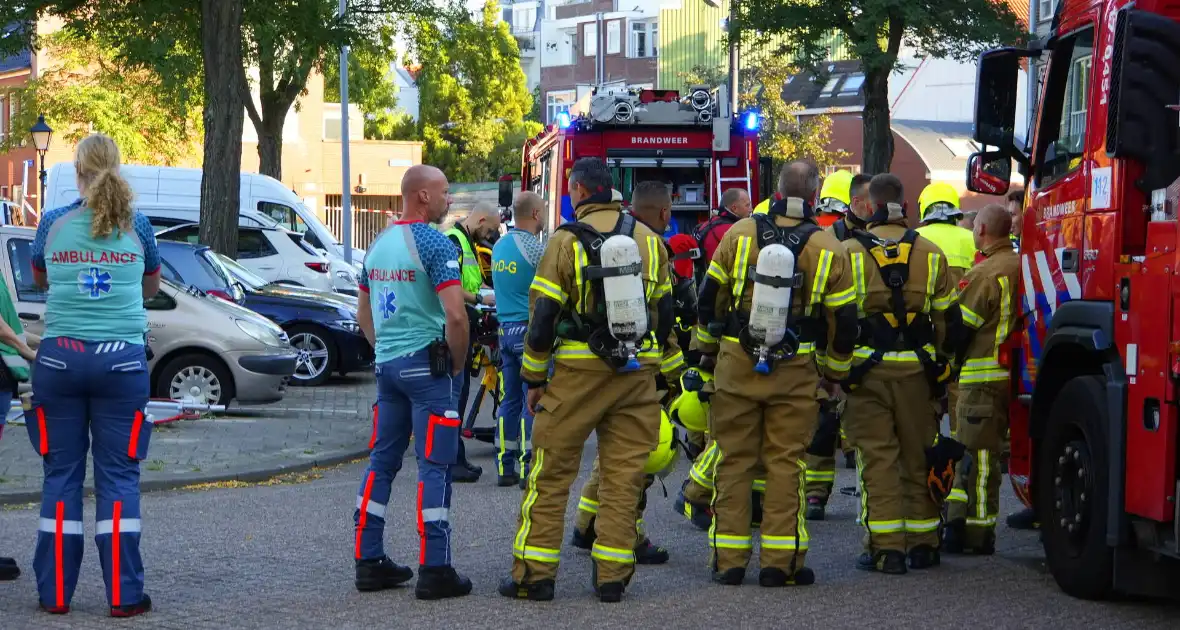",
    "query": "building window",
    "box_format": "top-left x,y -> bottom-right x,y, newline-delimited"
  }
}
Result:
630,21 -> 657,58
514,7 -> 536,32
607,20 -> 620,54
584,23 -> 597,57
819,75 -> 841,98
839,74 -> 865,95
547,89 -> 576,124
1039,0 -> 1055,20
824,165 -> 861,175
